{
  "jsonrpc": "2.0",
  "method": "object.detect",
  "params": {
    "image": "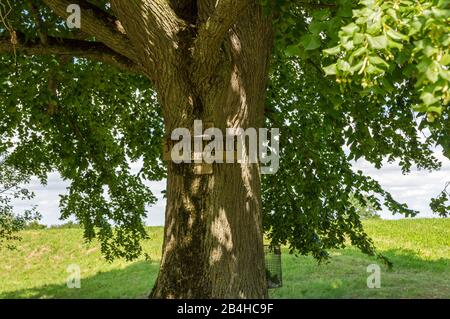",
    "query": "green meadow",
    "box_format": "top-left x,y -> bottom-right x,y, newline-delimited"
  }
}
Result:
1,218 -> 449,299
